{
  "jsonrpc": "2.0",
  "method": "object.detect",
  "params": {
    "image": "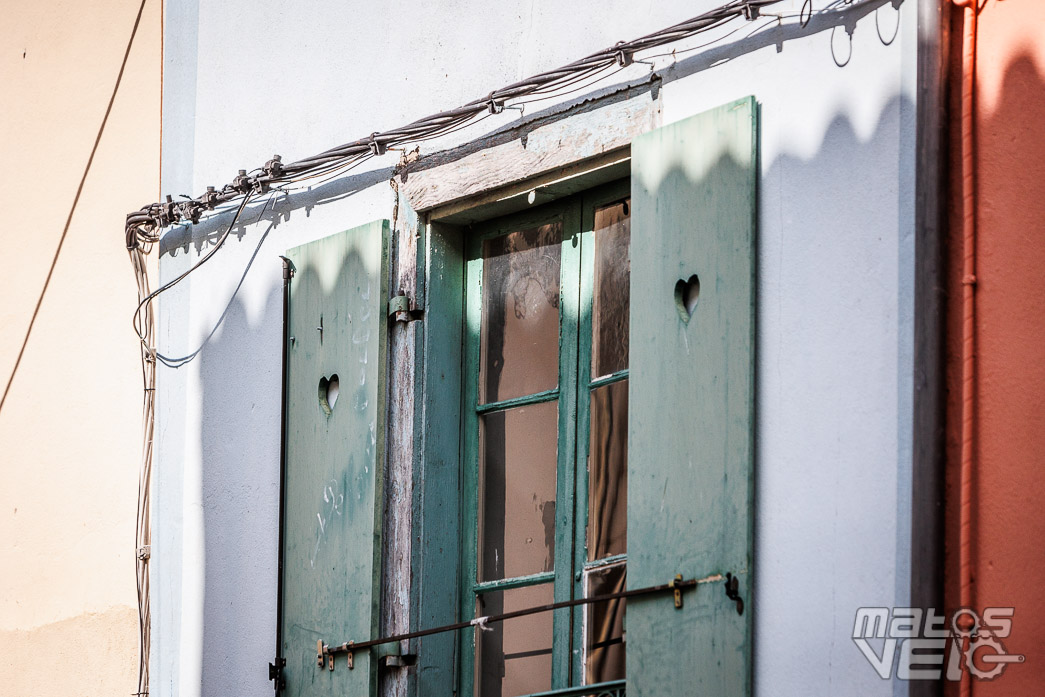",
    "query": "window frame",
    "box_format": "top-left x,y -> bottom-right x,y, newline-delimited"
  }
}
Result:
457,178 -> 631,697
